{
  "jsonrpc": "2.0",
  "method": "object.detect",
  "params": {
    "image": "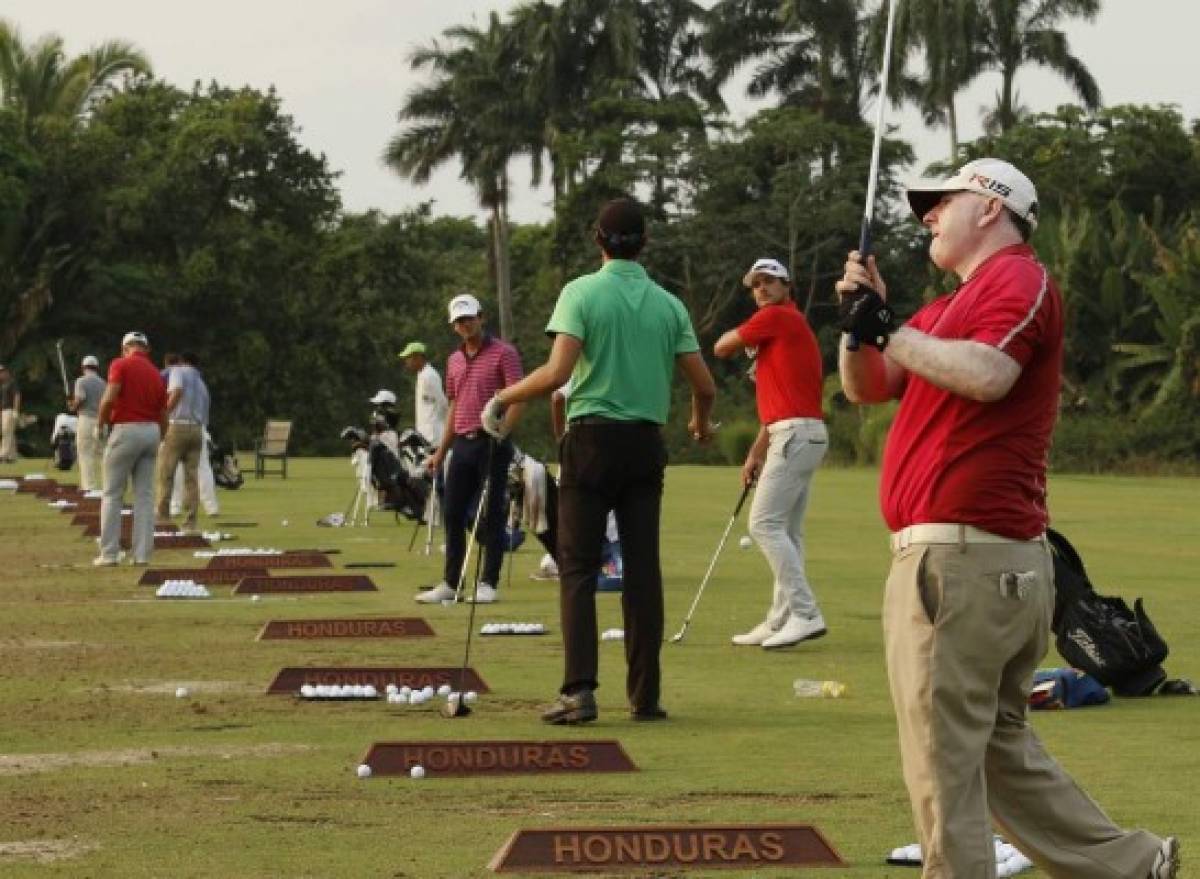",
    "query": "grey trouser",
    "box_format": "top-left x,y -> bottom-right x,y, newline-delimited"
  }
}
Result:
883,533 -> 1164,878
76,414 -> 103,491
747,418 -> 827,625
100,422 -> 160,562
156,422 -> 203,526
